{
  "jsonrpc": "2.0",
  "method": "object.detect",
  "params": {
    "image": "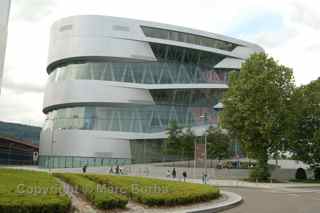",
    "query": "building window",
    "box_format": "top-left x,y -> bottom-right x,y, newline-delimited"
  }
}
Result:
141,26 -> 238,51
